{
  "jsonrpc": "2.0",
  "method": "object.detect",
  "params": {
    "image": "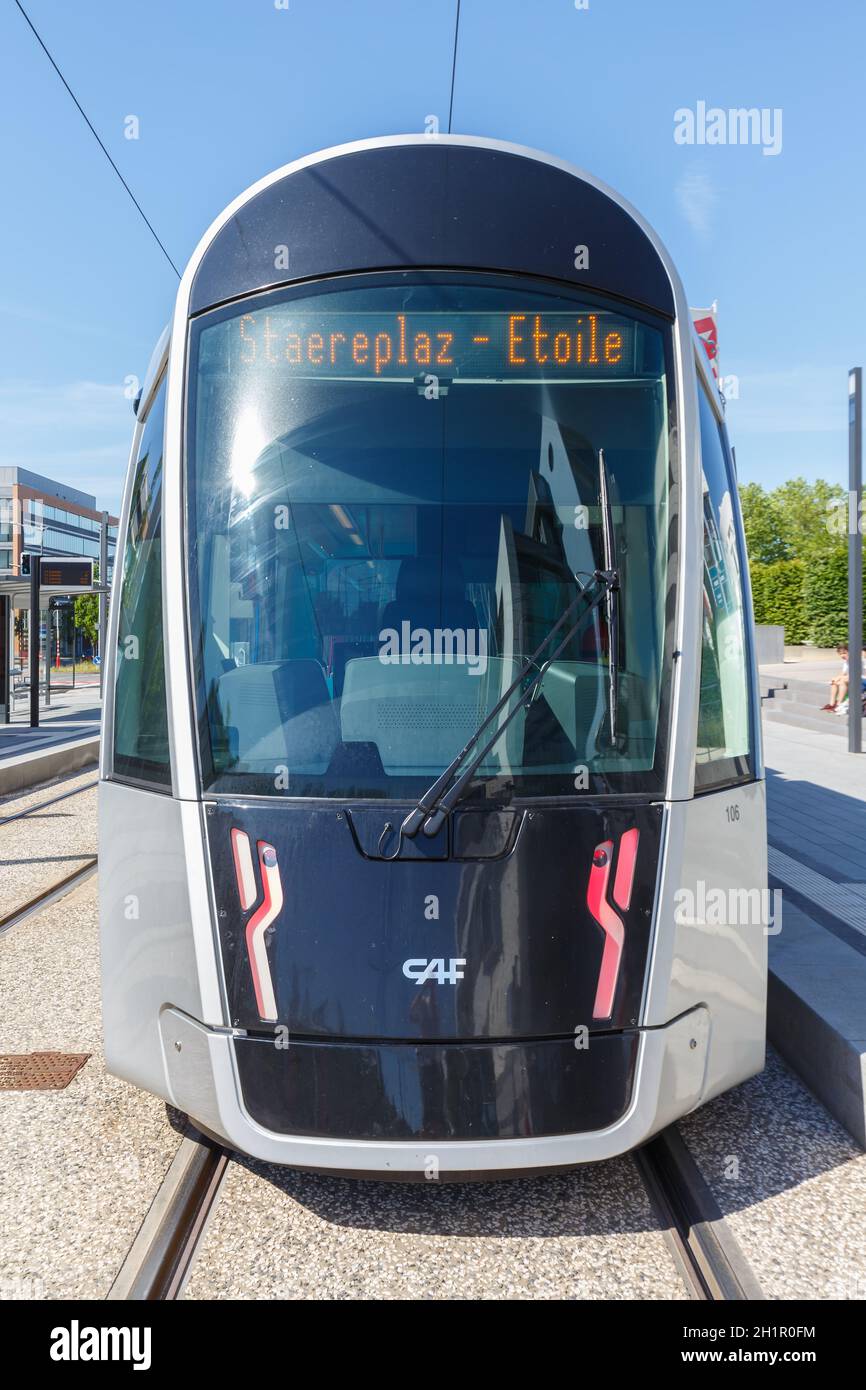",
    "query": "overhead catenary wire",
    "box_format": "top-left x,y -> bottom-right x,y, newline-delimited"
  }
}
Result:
447,0 -> 461,134
12,0 -> 181,278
